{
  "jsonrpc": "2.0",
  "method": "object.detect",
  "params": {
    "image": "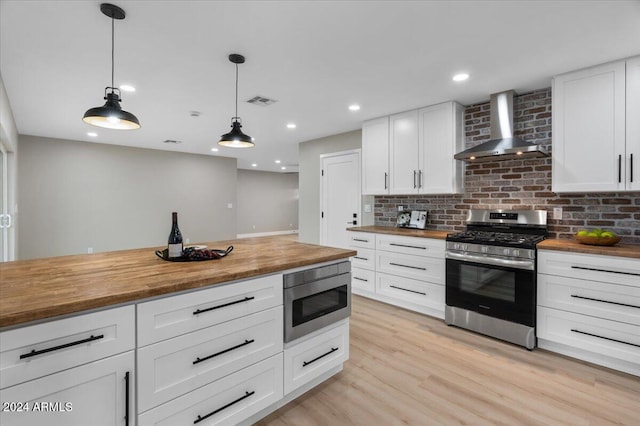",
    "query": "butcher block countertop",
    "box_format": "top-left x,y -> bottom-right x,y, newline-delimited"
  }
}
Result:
537,238 -> 640,259
0,237 -> 356,328
348,225 -> 449,240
